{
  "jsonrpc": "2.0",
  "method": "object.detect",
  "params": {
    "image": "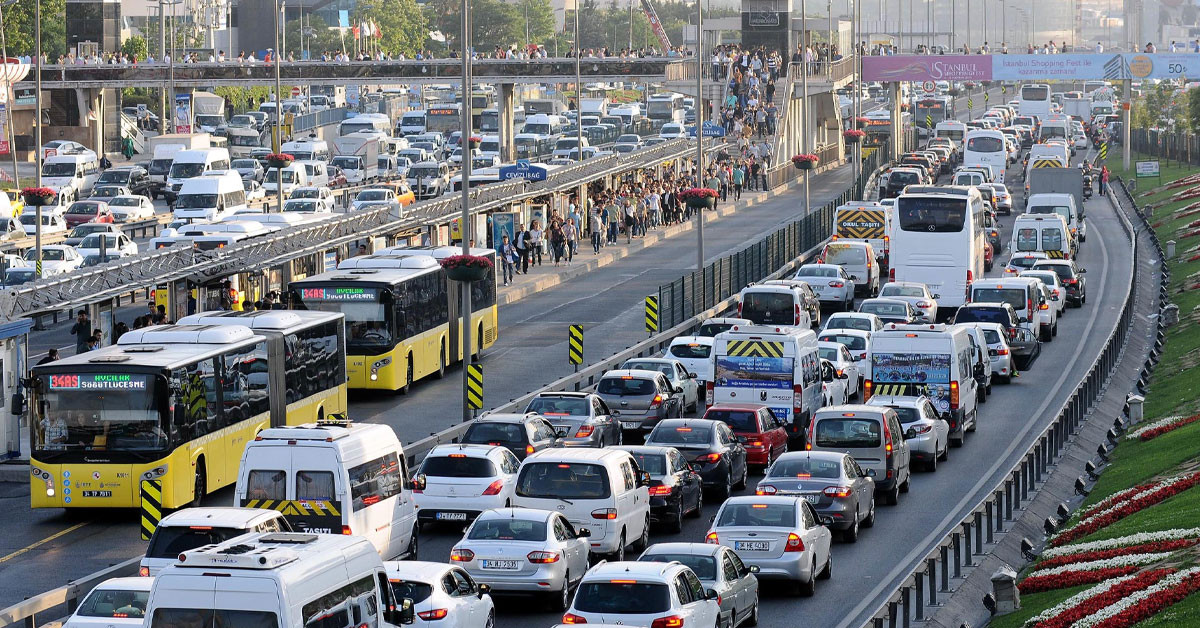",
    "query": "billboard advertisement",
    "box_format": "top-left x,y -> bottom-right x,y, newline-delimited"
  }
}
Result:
870,352 -> 953,413
715,356 -> 794,421
174,93 -> 192,134
861,55 -> 992,82
862,53 -> 1200,83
